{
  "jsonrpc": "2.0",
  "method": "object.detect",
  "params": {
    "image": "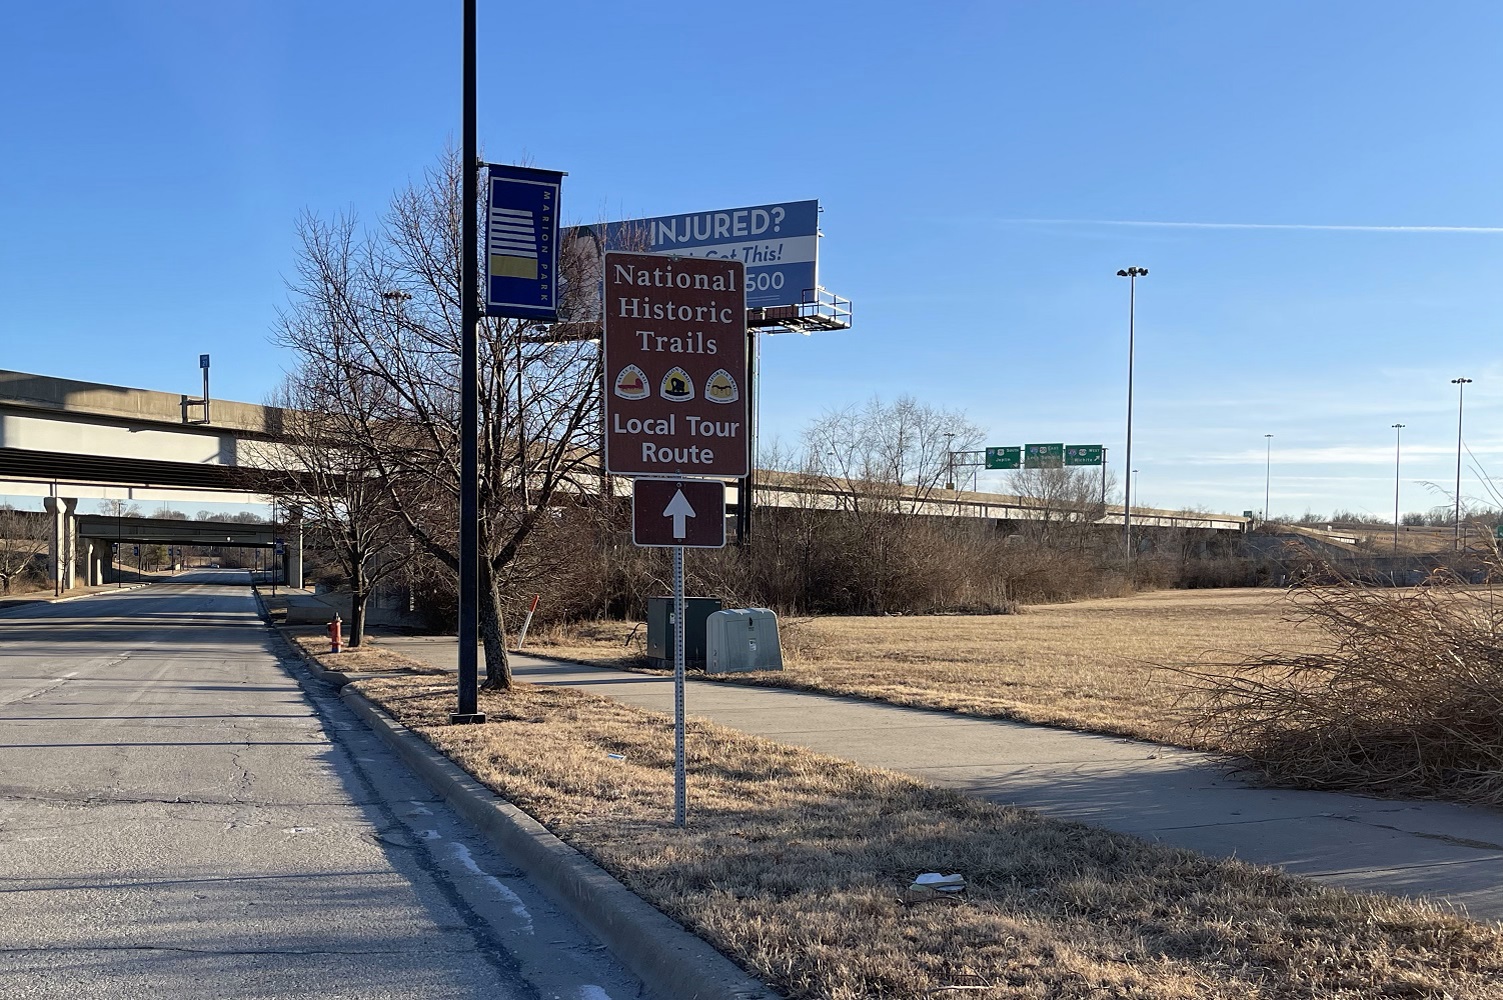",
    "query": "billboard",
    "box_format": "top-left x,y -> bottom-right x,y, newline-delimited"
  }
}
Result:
485,163 -> 564,321
602,252 -> 748,478
568,200 -> 818,310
